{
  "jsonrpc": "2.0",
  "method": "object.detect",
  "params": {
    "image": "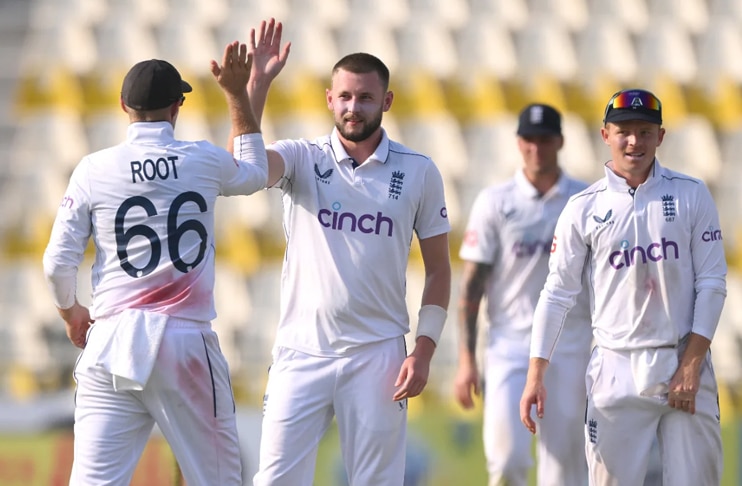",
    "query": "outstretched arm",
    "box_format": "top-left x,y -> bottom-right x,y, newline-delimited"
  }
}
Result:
210,41 -> 260,137
247,18 -> 291,186
248,18 -> 291,126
